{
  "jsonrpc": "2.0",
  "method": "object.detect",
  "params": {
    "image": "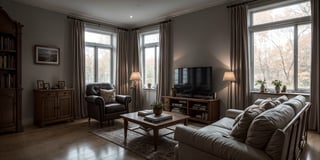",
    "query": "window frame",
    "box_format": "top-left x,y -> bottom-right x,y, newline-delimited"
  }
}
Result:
140,30 -> 160,88
248,0 -> 311,93
85,28 -> 116,84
